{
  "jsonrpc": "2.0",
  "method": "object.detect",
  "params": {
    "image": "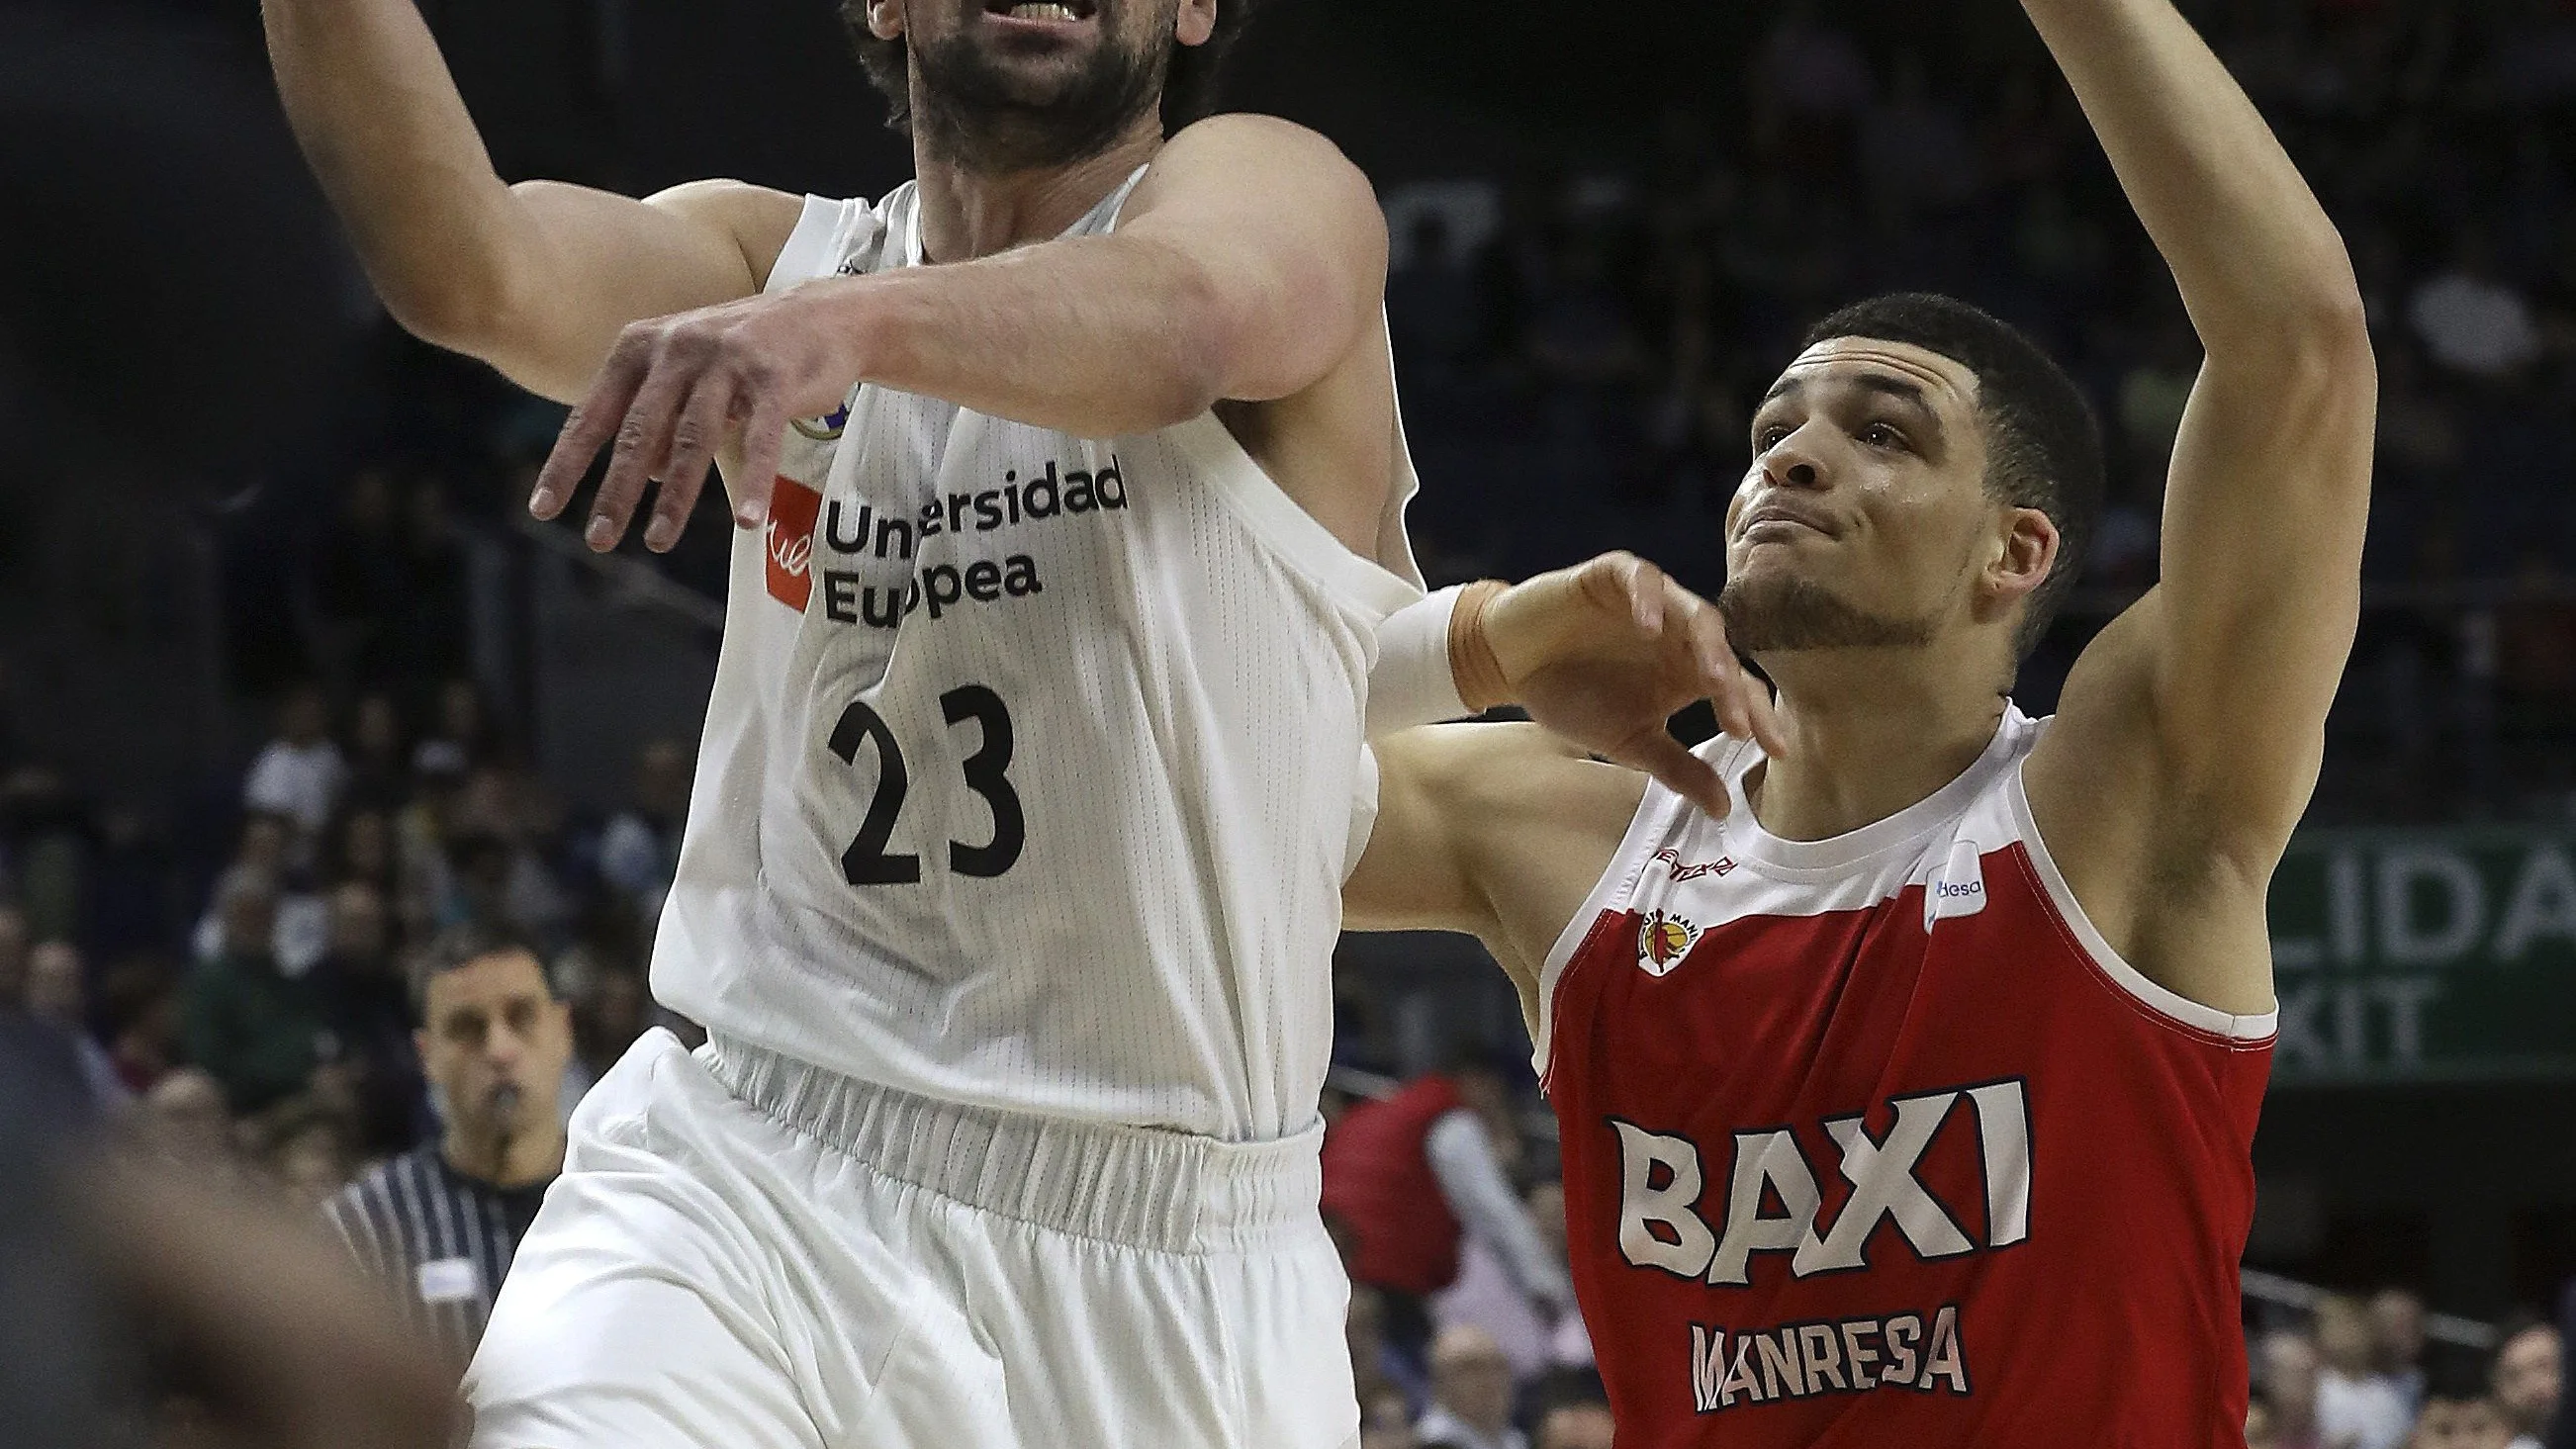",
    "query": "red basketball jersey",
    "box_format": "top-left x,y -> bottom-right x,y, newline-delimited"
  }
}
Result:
1538,708 -> 2276,1447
